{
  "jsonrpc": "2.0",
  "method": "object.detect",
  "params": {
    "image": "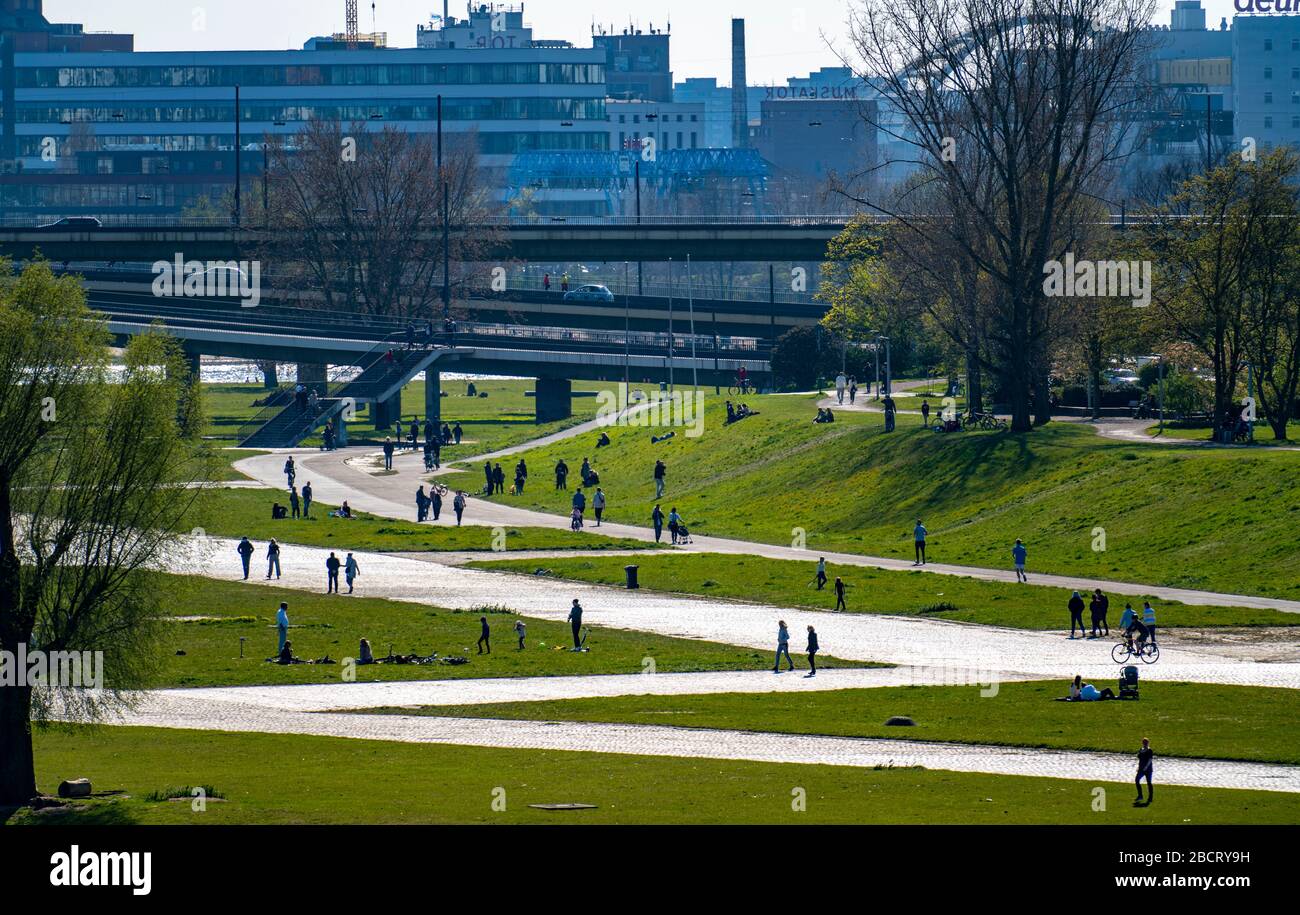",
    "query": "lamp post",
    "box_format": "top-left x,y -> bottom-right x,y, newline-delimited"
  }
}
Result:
666,257 -> 675,393
1157,355 -> 1166,434
438,94 -> 451,324
624,261 -> 631,397
687,254 -> 698,391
